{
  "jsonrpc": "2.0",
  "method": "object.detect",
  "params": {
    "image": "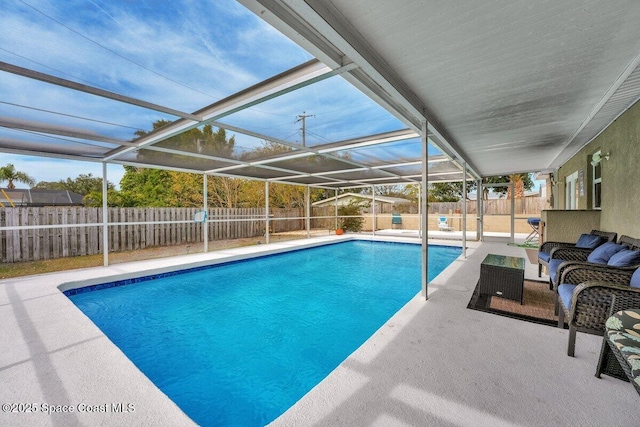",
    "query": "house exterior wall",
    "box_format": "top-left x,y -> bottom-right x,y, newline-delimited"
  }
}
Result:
556,99 -> 640,239
540,210 -> 601,243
